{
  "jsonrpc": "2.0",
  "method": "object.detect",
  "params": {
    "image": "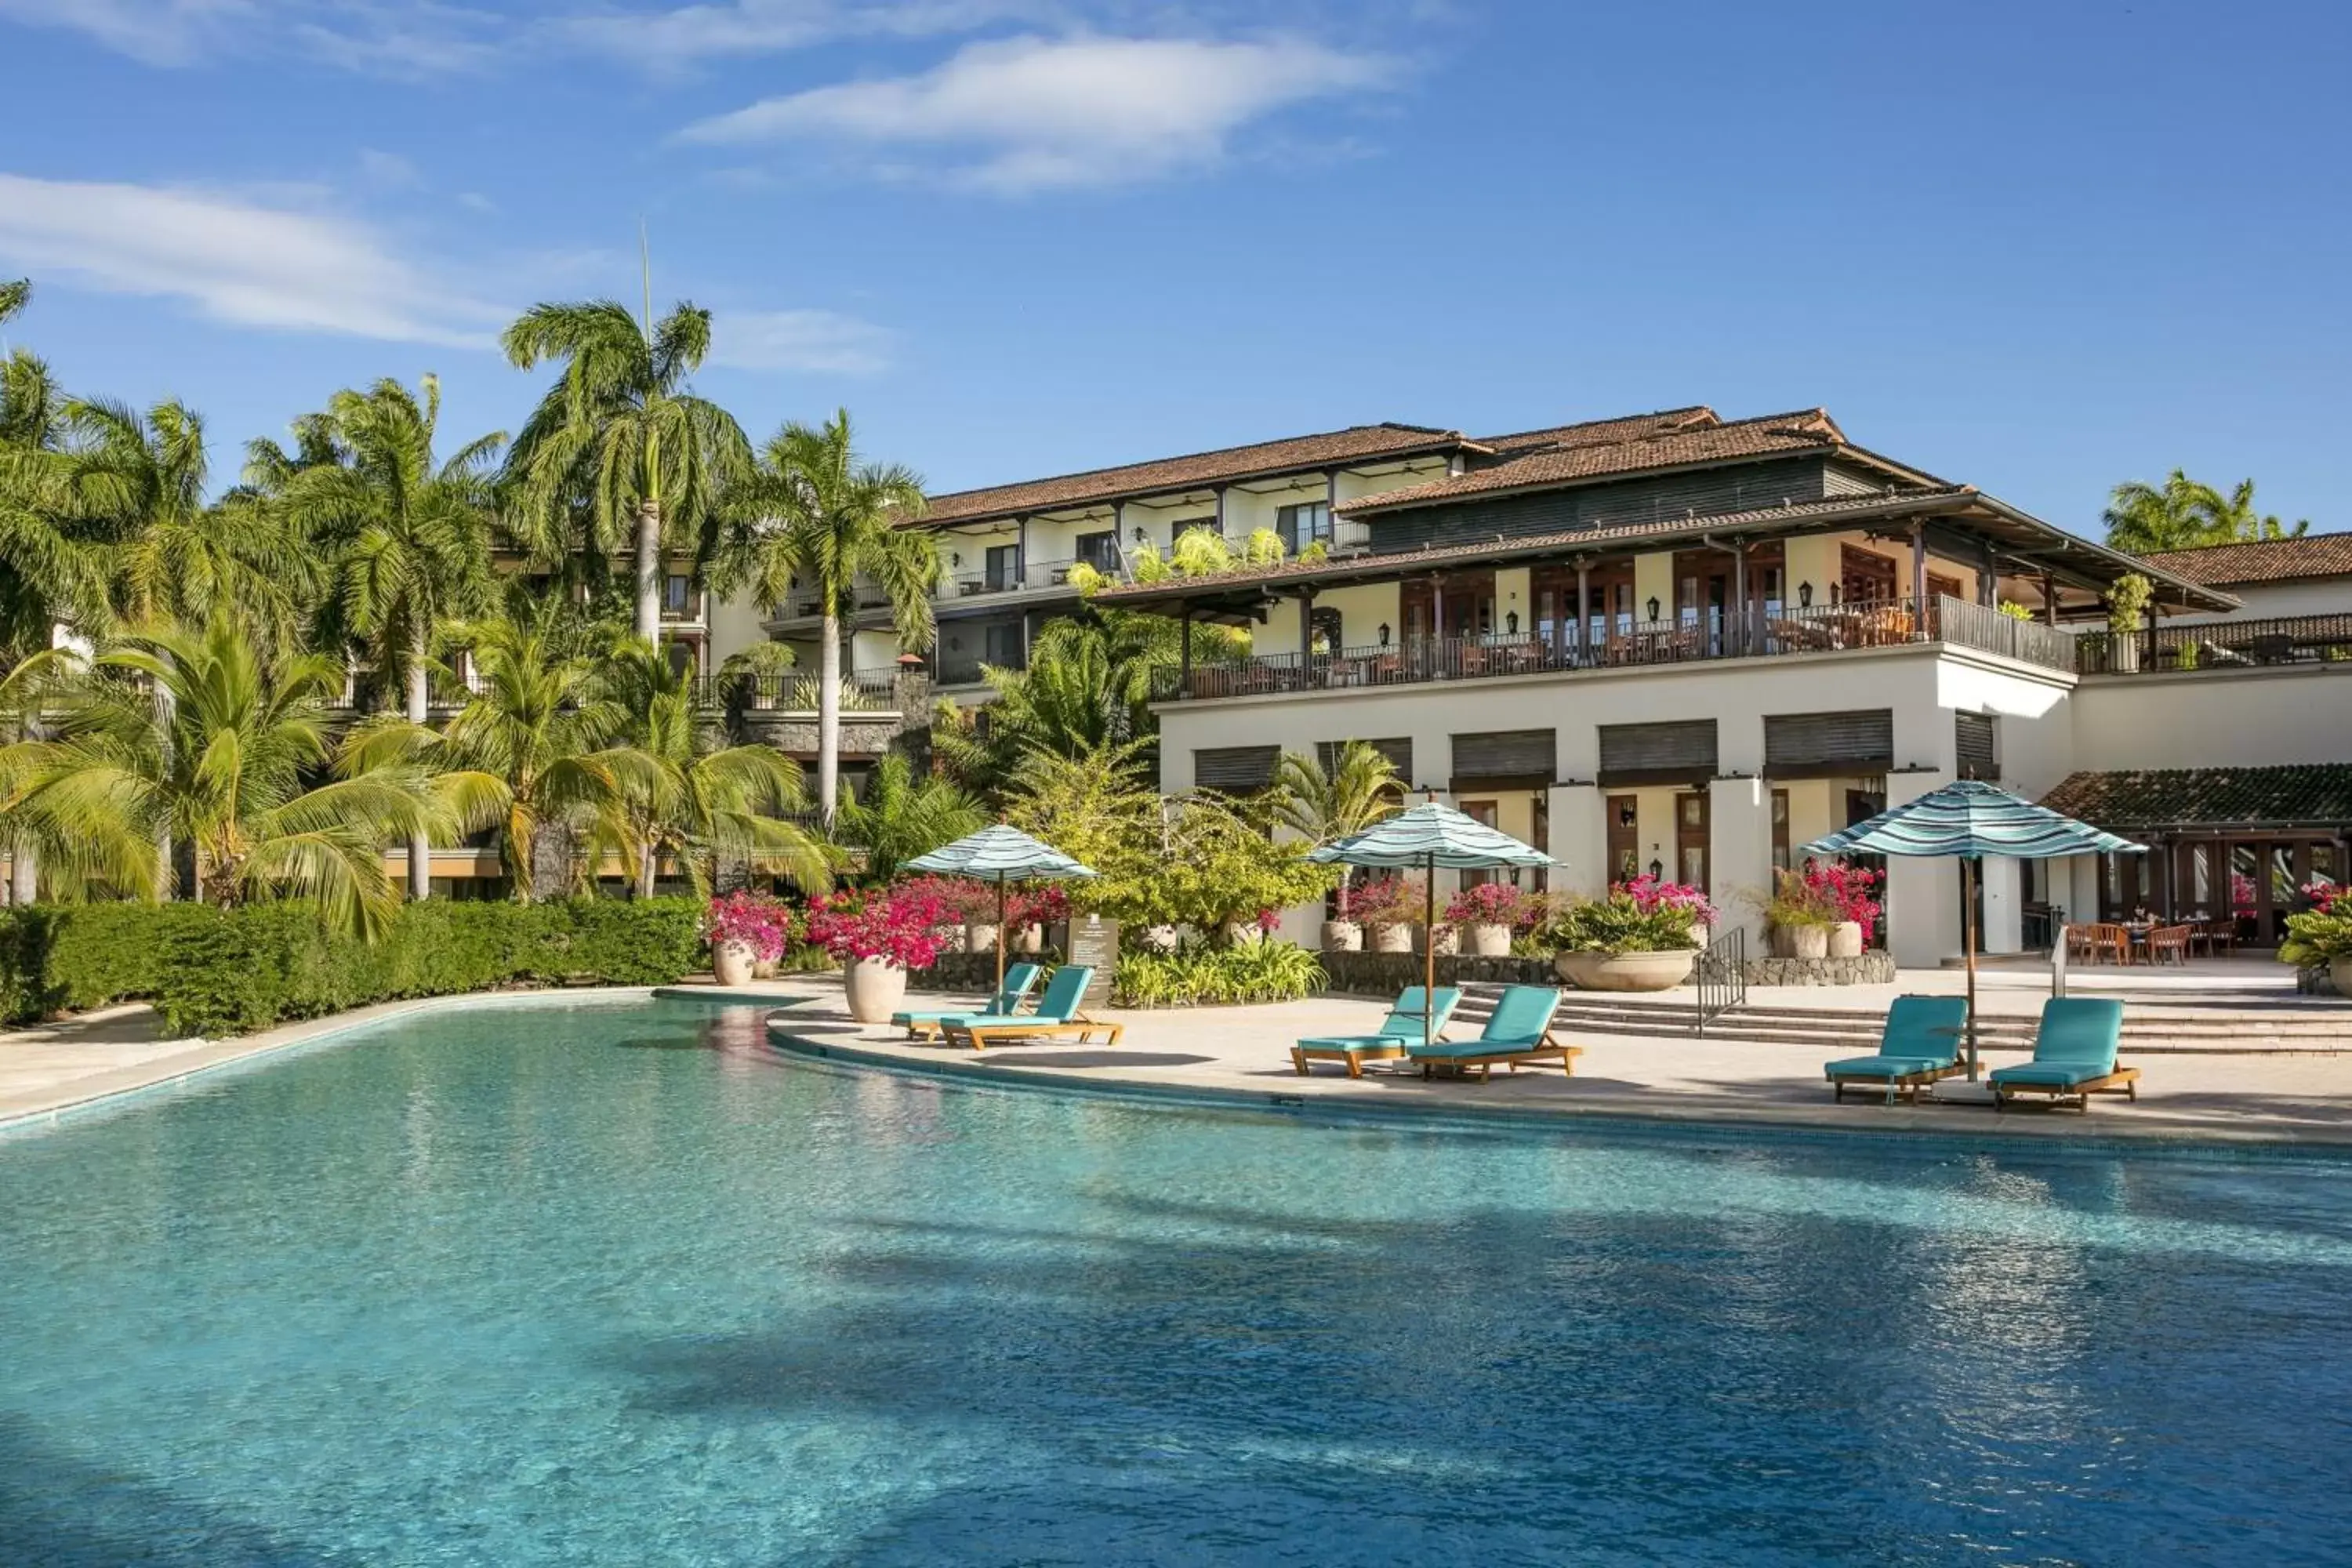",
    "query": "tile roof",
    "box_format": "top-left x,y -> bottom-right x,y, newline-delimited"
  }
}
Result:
1336,409 -> 1871,515
2141,533 -> 2352,586
910,423 -> 1476,528
2040,765 -> 2352,830
1094,488 -> 1980,602
1475,406 -> 1721,454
